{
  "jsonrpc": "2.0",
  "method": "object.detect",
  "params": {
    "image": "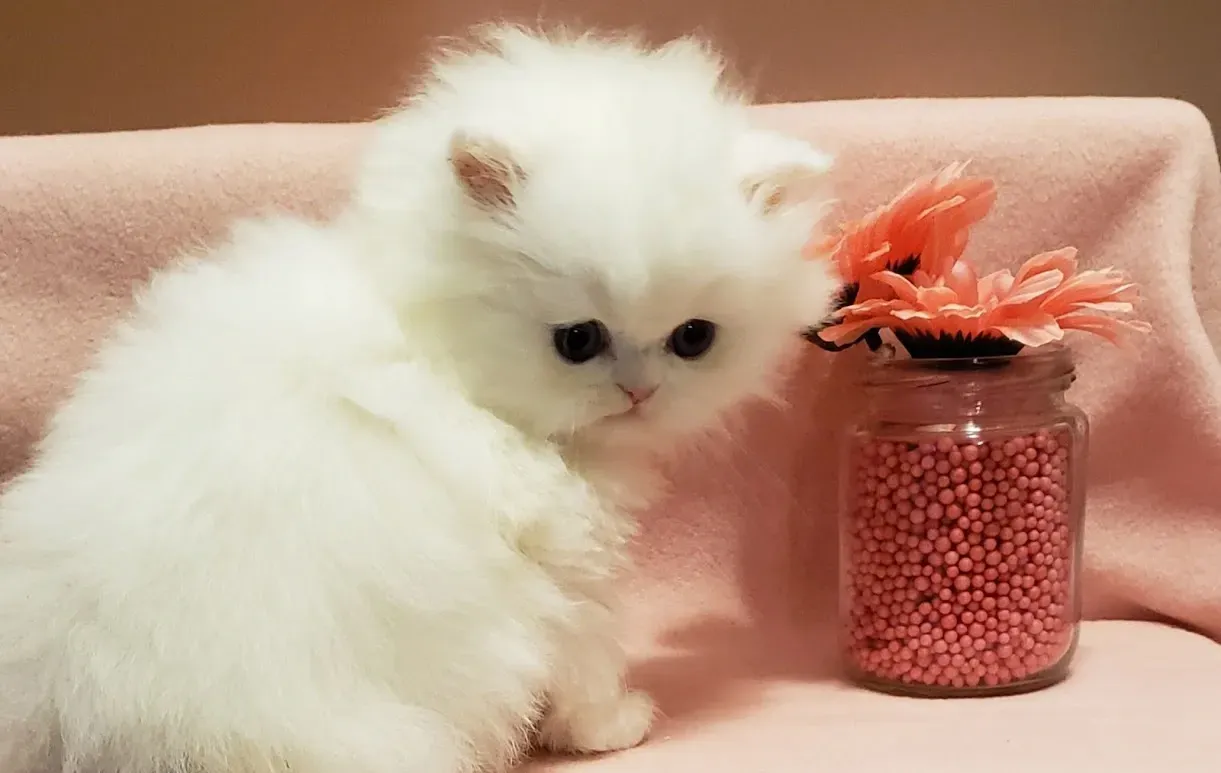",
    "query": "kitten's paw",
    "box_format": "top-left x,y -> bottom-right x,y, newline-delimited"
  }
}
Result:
540,690 -> 655,755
